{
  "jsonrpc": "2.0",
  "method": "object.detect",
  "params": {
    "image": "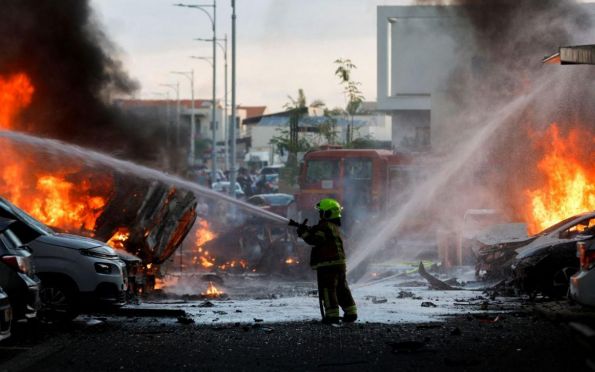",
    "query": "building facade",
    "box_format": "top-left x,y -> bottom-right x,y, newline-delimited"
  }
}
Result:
377,6 -> 471,152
